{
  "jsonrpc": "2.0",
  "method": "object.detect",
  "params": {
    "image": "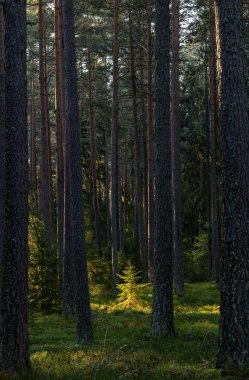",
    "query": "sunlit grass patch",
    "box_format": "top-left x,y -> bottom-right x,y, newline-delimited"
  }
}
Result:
5,282 -> 227,380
